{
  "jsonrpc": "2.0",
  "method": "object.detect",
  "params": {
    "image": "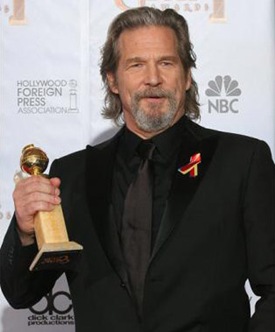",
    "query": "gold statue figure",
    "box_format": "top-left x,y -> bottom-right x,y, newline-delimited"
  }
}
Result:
20,144 -> 83,271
